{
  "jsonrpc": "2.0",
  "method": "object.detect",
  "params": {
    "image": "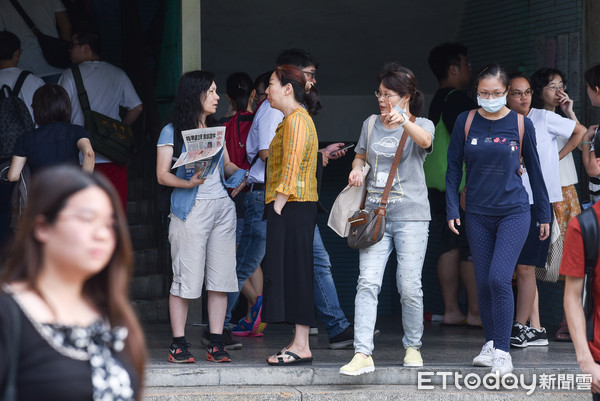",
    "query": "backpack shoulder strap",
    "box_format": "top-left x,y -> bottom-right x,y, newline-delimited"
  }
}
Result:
464,109 -> 477,141
517,113 -> 524,158
12,70 -> 31,95
578,207 -> 600,276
